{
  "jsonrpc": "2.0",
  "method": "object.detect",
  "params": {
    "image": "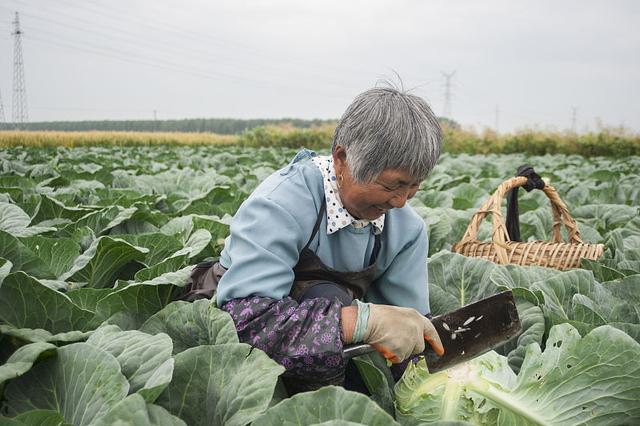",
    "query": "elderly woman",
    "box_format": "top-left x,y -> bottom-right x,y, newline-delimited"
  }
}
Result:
188,86 -> 444,393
